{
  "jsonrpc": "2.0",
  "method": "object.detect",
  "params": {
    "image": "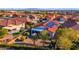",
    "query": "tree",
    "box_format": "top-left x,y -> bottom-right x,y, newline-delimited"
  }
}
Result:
40,30 -> 50,46
1,28 -> 8,34
25,32 -> 29,37
21,36 -> 26,42
56,37 -> 73,50
56,28 -> 79,50
24,11 -> 31,14
0,28 -> 8,38
76,18 -> 79,22
32,33 -> 37,45
25,22 -> 33,29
